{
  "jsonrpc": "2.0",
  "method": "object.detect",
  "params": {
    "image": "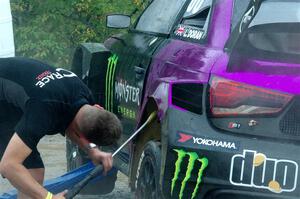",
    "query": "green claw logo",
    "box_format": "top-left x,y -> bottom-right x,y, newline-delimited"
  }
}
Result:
105,54 -> 118,111
171,149 -> 208,199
